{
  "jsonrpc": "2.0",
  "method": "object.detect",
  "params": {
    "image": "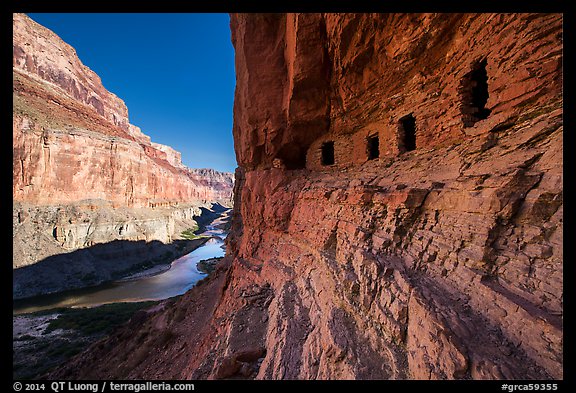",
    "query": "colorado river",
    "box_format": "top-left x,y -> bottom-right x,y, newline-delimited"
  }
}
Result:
13,210 -> 229,315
